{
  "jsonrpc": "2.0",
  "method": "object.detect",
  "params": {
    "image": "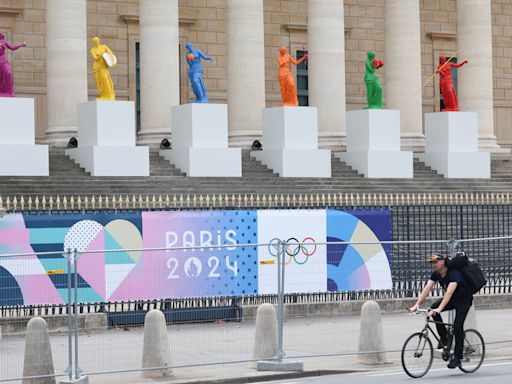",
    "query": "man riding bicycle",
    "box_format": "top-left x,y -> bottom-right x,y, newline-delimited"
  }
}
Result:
409,254 -> 474,369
